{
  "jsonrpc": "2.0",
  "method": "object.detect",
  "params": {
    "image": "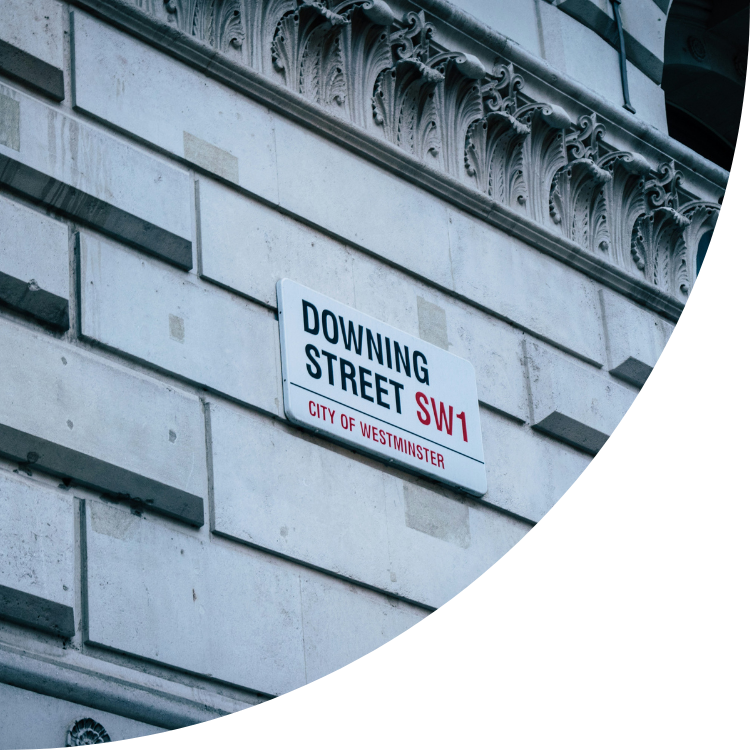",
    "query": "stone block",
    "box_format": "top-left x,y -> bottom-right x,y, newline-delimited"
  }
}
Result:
0,82 -> 193,269
299,570 -> 427,684
0,470 -> 75,637
274,116 -> 454,290
448,209 -> 606,366
600,289 -> 673,387
85,499 -> 425,694
442,0 -> 542,57
543,5 -> 667,130
72,12 -> 278,202
0,194 -> 69,328
209,400 -> 530,608
0,318 -> 206,526
525,340 -> 637,454
0,683 -> 164,749
84,498 -> 306,696
0,0 -> 64,100
350,254 -> 529,422
481,408 -> 591,522
383,481 -> 530,606
79,232 -> 281,415
552,0 -> 664,82
198,178 -> 355,308
618,0 -> 666,63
